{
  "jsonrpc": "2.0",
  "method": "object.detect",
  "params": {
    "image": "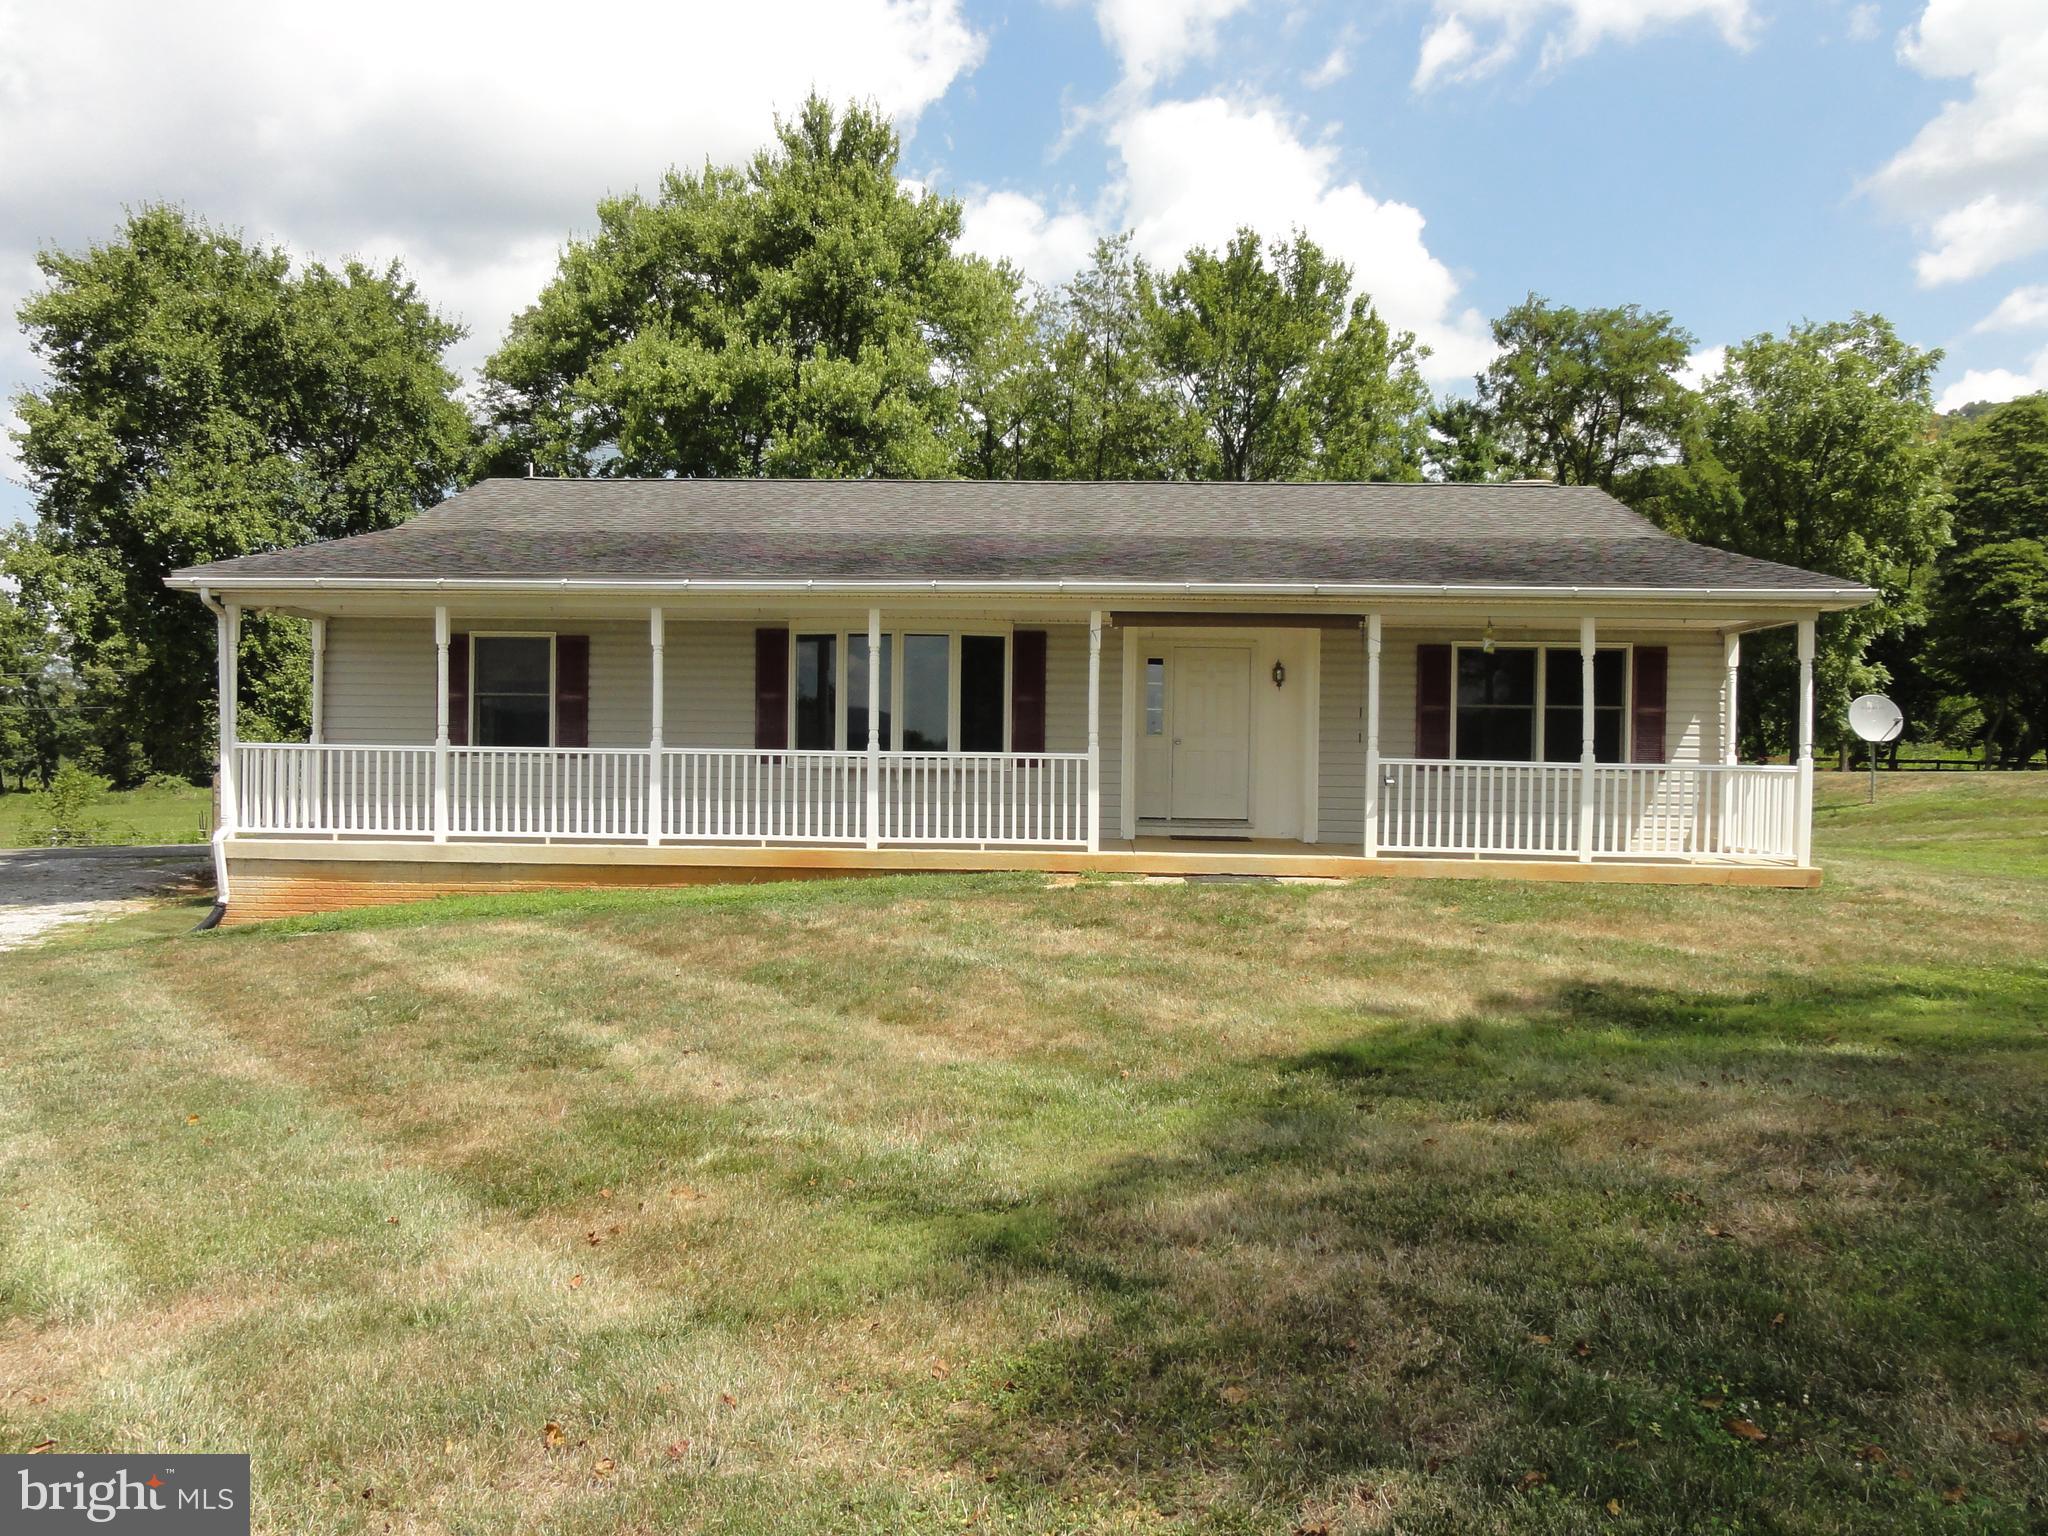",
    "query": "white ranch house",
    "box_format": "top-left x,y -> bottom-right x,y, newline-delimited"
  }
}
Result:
168,479 -> 1871,921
